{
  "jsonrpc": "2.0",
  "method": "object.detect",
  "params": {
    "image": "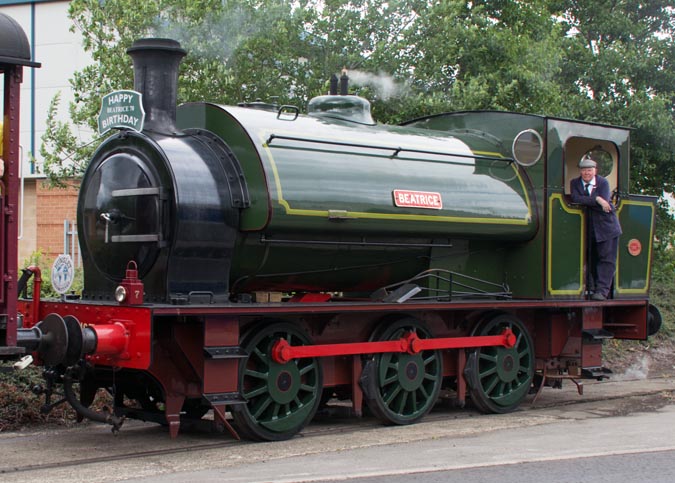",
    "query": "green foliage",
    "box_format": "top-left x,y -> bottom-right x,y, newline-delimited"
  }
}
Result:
649,246 -> 675,339
21,251 -> 84,299
557,0 -> 675,197
404,0 -> 566,114
40,94 -> 103,186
